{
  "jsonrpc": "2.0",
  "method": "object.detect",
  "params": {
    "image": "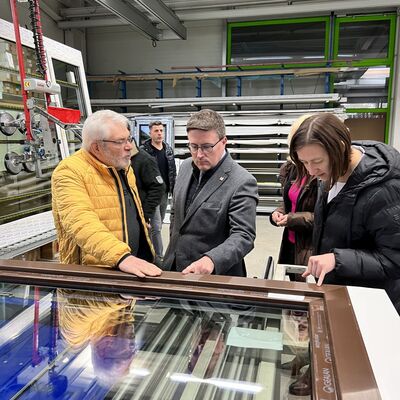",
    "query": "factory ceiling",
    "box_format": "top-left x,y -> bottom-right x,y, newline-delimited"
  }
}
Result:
41,0 -> 399,42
